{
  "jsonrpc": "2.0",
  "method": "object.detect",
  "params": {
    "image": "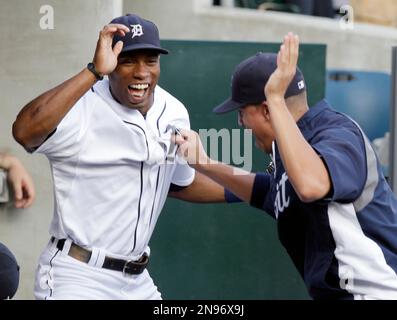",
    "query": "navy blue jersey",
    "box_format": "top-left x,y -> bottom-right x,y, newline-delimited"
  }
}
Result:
250,100 -> 397,300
